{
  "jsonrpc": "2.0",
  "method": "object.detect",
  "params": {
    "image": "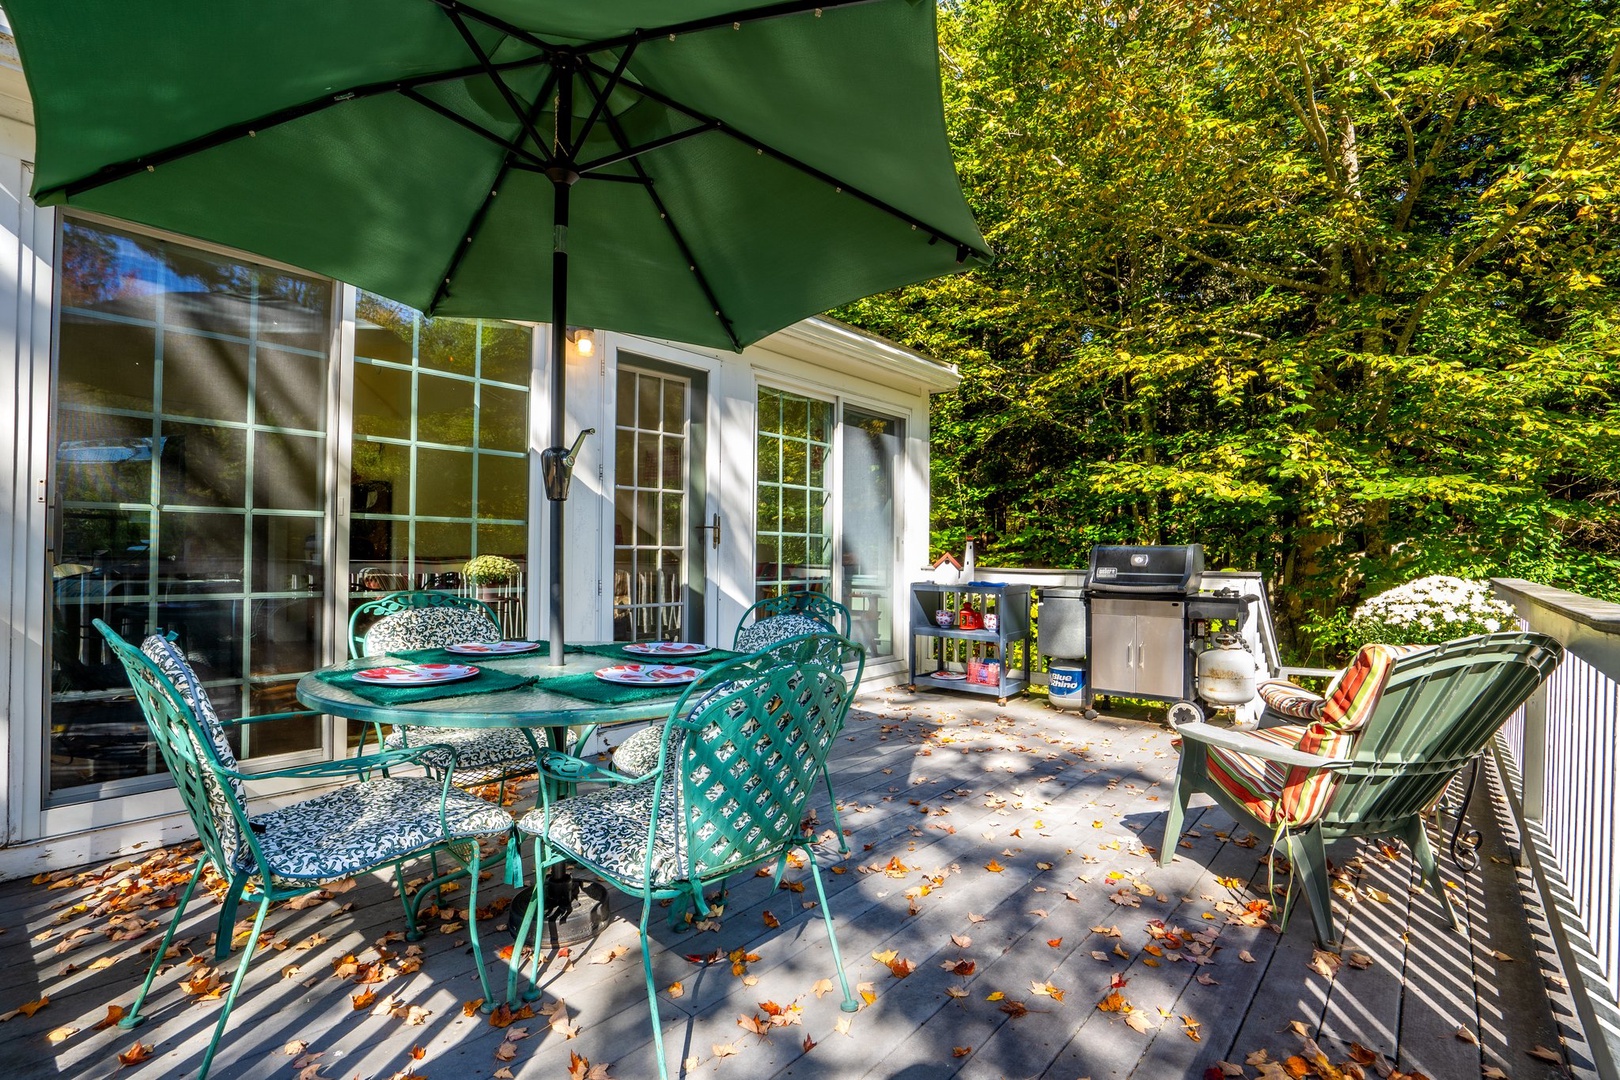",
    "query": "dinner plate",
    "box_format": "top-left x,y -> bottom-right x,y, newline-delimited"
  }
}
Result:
622,641 -> 712,657
594,663 -> 703,686
444,640 -> 541,655
928,670 -> 968,681
353,663 -> 480,686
